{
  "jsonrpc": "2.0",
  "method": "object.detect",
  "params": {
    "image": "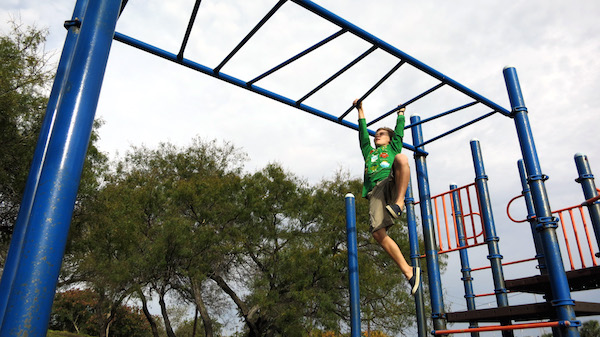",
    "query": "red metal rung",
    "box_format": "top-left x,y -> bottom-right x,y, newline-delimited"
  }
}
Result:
433,320 -> 569,335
